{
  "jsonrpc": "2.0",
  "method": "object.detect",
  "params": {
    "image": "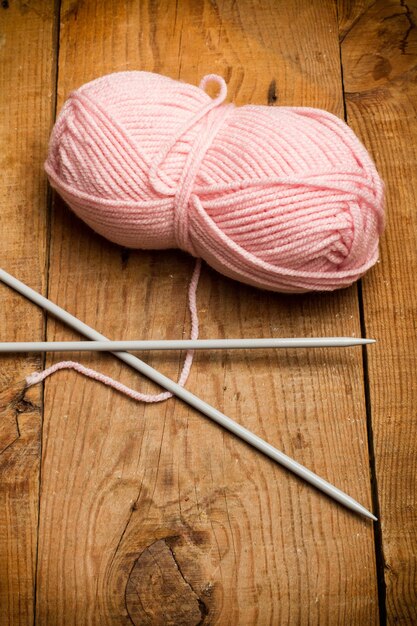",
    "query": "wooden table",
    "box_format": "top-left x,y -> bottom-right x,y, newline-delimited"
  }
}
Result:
1,1 -> 416,624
